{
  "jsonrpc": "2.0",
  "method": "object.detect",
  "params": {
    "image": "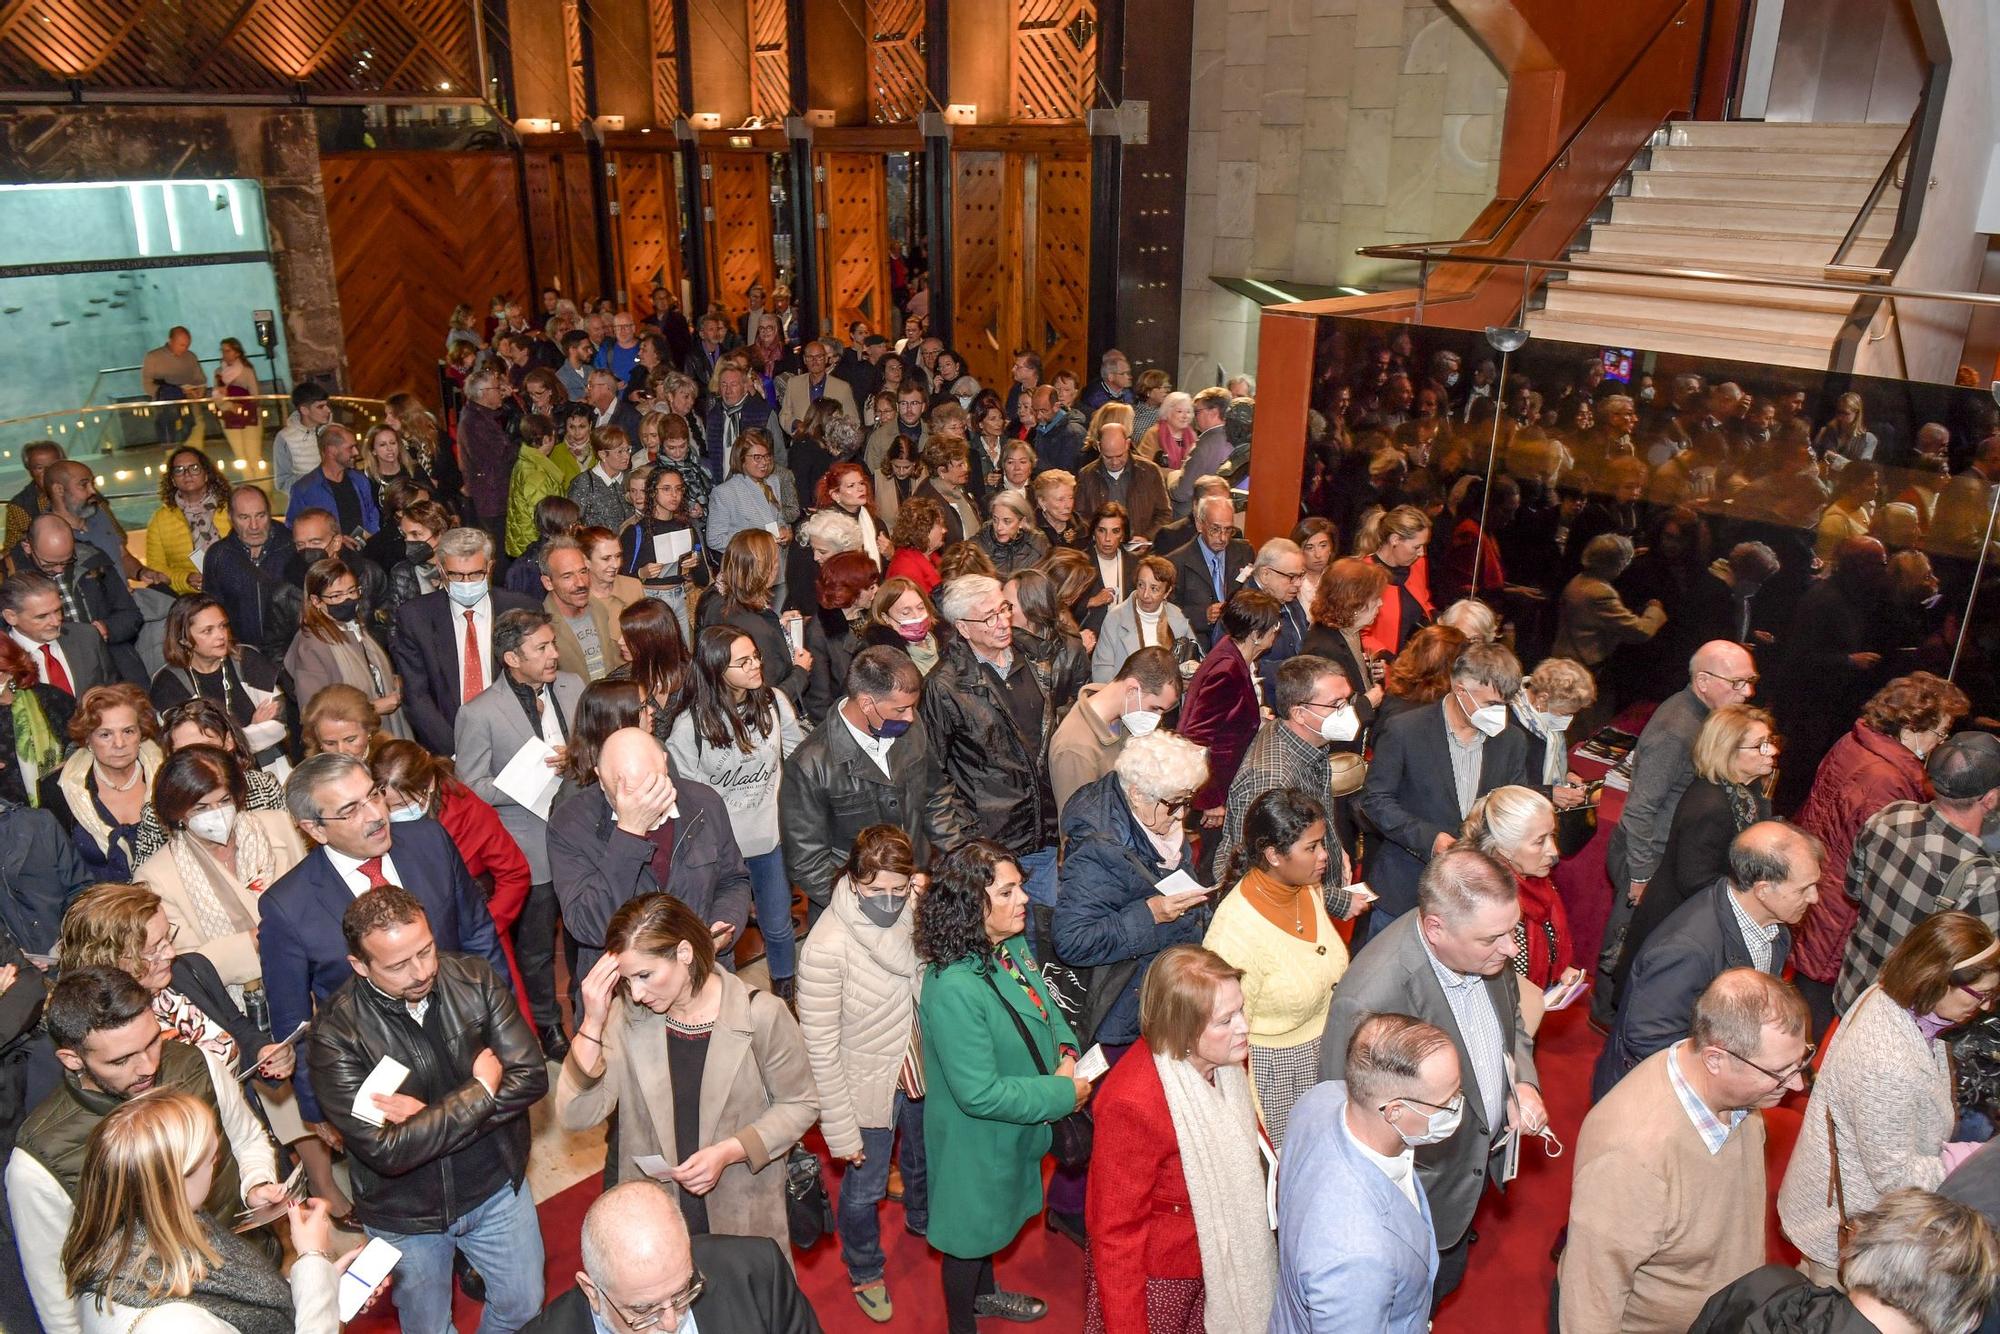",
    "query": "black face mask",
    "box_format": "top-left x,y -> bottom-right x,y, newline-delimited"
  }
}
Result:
405,540 -> 434,564
325,600 -> 360,623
